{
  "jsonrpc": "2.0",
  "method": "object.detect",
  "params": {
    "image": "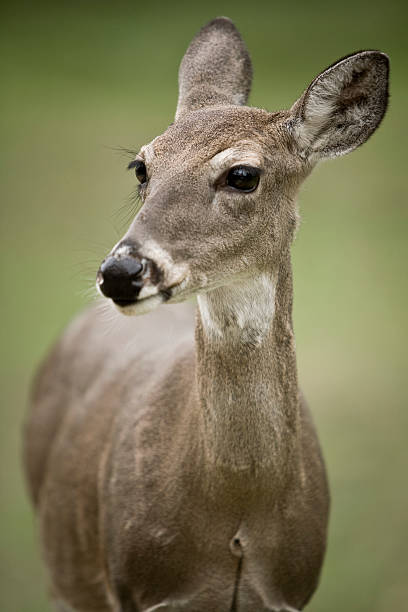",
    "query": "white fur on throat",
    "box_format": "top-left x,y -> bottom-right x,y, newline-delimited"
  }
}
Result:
198,272 -> 276,345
